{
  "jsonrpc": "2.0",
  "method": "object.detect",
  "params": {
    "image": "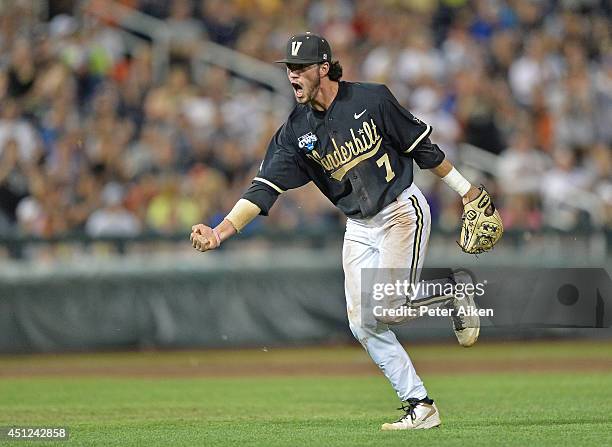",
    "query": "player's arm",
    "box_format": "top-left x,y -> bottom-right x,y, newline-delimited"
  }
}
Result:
429,158 -> 480,205
190,122 -> 310,252
190,199 -> 261,252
